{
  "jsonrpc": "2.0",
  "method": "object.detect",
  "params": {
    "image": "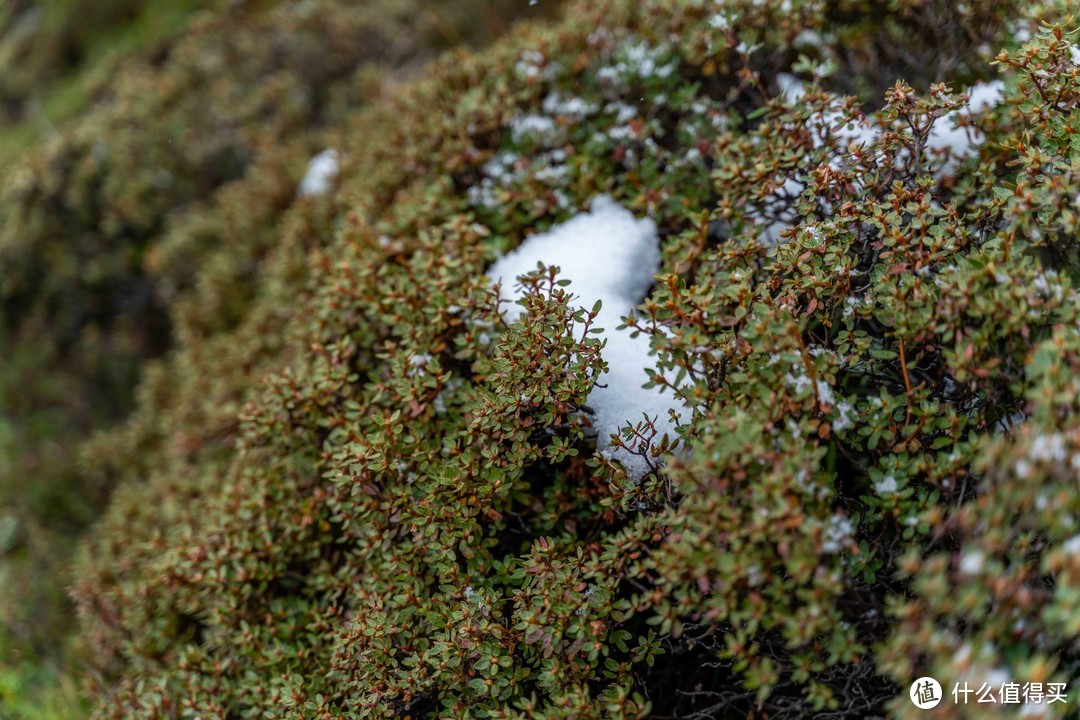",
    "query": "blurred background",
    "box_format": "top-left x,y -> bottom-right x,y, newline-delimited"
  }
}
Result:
0,1 -> 554,716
